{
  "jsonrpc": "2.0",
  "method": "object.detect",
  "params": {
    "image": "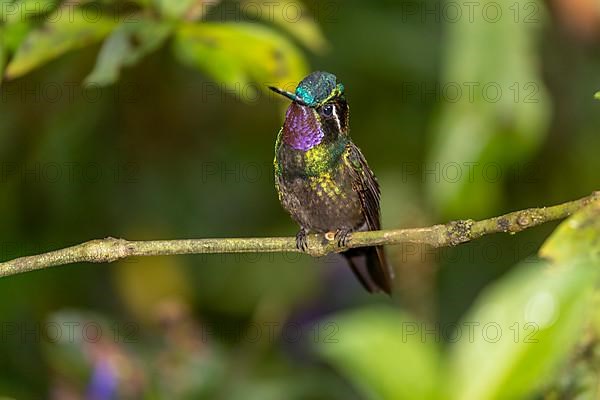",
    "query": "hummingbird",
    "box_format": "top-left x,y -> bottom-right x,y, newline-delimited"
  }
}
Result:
269,71 -> 394,295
